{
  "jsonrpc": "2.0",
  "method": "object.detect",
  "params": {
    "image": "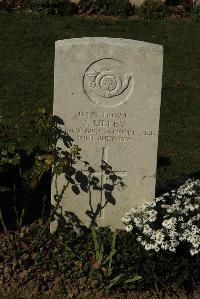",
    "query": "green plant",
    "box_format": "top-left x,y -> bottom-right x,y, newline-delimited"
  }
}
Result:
191,5 -> 200,20
91,227 -> 116,276
90,227 -> 142,290
29,0 -> 77,15
123,179 -> 200,256
139,0 -> 170,19
78,0 -> 134,16
0,109 -> 85,276
121,179 -> 200,295
0,215 -> 200,297
0,109 -> 52,193
0,109 -> 78,232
